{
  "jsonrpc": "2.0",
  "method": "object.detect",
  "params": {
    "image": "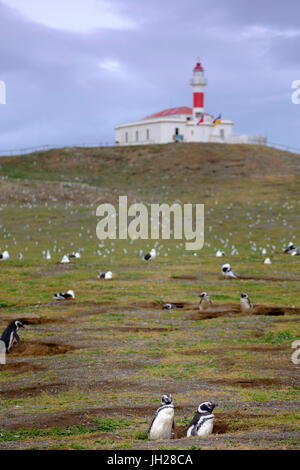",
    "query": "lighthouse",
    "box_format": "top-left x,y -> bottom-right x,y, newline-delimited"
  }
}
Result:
190,61 -> 207,122
115,60 -> 266,146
